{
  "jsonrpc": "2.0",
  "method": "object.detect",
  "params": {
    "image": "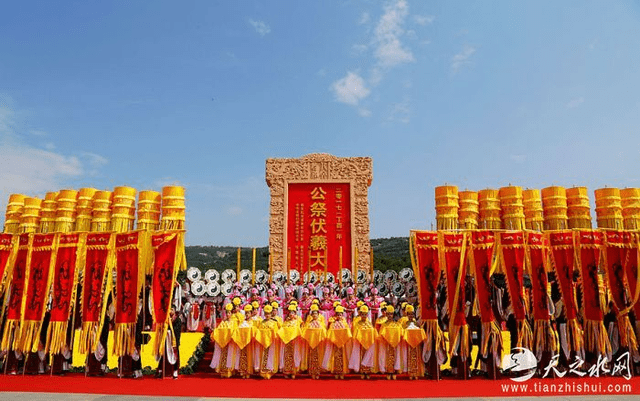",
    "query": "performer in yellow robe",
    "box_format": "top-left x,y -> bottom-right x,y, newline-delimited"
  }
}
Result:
279,304 -> 303,378
375,302 -> 388,331
271,301 -> 283,326
305,299 -> 326,327
302,305 -> 326,379
233,304 -> 256,378
378,306 -> 404,380
230,297 -> 245,325
210,303 -> 238,378
322,305 -> 352,379
349,305 -> 378,378
255,305 -> 280,379
403,305 -> 426,380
